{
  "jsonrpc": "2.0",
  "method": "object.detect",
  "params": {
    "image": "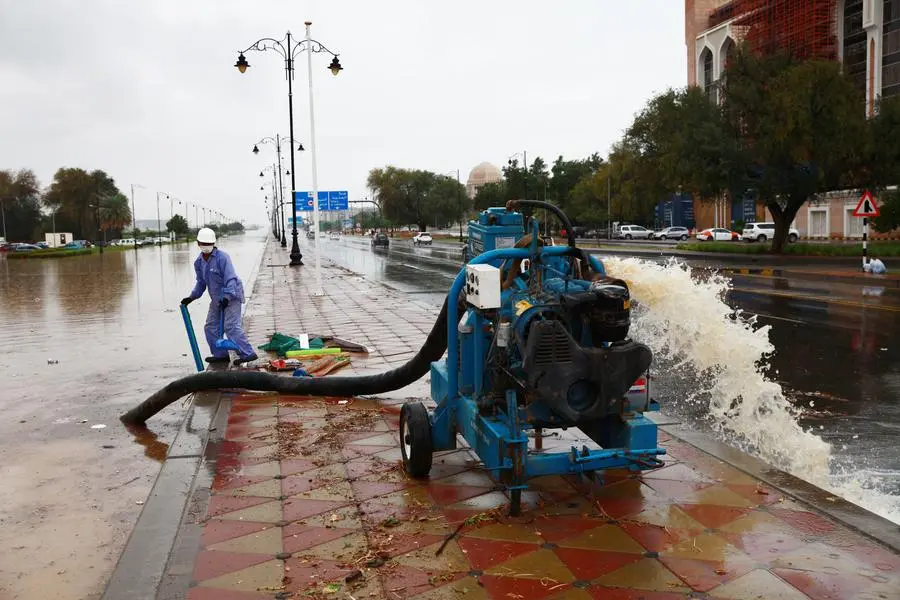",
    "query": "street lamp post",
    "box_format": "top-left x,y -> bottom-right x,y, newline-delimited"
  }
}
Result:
445,169 -> 465,240
236,23 -> 343,293
508,151 -> 528,200
254,134 -> 302,248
